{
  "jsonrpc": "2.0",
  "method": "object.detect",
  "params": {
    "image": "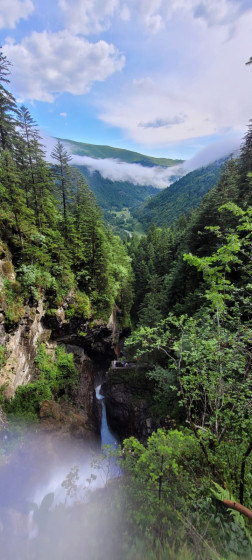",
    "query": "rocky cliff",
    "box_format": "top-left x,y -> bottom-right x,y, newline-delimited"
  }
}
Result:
0,246 -> 119,440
